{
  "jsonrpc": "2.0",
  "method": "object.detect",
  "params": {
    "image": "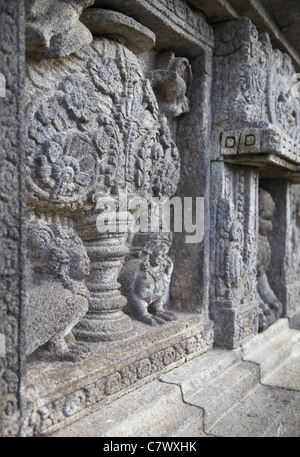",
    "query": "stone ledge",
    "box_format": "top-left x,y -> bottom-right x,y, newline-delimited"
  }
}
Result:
51,380 -> 206,437
92,0 -> 214,56
23,313 -> 213,436
218,127 -> 300,174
